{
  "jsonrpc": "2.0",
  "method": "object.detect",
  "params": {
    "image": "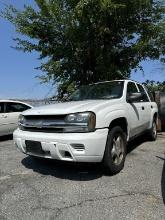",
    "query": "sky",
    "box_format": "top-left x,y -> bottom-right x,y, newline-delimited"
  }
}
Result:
0,0 -> 164,100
